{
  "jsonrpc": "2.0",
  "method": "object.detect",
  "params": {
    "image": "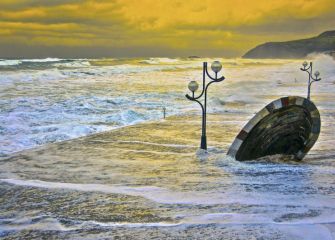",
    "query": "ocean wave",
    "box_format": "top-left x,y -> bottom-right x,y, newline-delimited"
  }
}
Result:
22,58 -> 63,63
0,59 -> 199,77
0,68 -> 67,82
0,91 -> 179,156
53,60 -> 91,68
0,59 -> 22,66
0,58 -> 91,69
139,58 -> 180,65
0,58 -> 65,66
1,57 -> 334,157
